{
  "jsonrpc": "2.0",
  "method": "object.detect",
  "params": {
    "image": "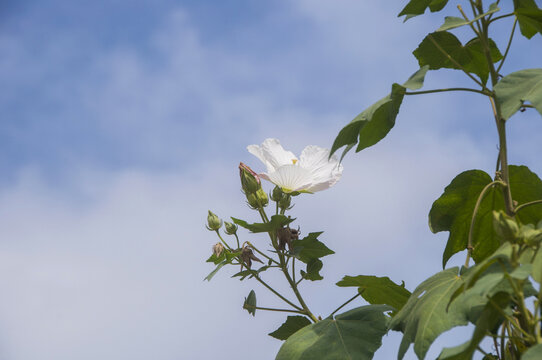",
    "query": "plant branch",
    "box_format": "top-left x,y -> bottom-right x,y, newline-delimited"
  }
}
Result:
404,87 -> 490,96
329,292 -> 362,318
243,304 -> 306,314
253,274 -> 303,311
489,13 -> 515,24
496,18 -> 518,74
515,199 -> 542,214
